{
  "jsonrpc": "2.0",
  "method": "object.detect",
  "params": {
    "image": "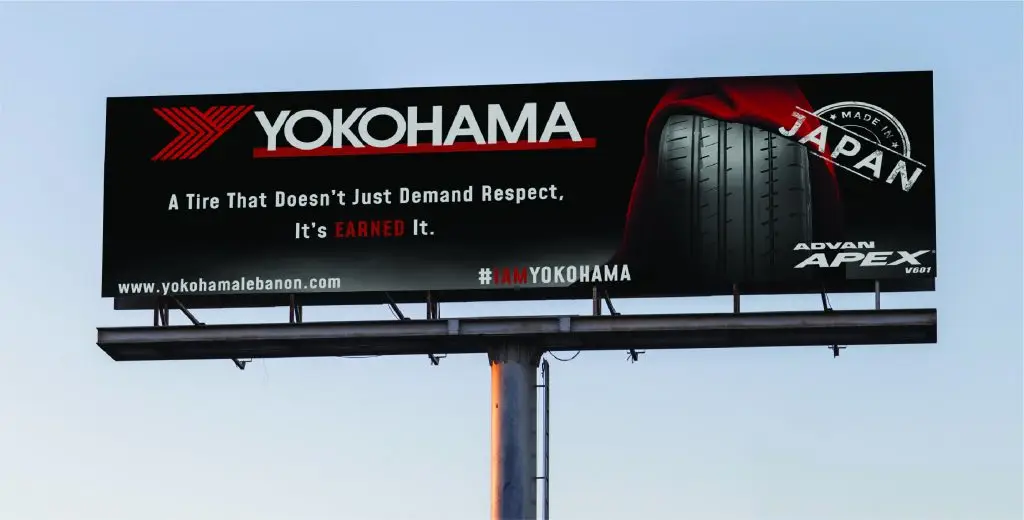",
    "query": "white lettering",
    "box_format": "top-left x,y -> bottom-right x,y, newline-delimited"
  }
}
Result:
256,102 -> 585,152
886,160 -> 924,192
793,241 -> 876,251
444,105 -> 485,145
830,135 -> 861,159
779,111 -> 806,137
539,101 -> 582,142
407,106 -> 443,146
487,103 -> 536,144
285,109 -> 331,151
331,108 -> 366,148
794,250 -> 932,268
861,251 -> 890,267
255,110 -> 289,151
853,150 -> 885,179
797,124 -> 828,154
526,264 -> 630,284
359,107 -> 406,148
